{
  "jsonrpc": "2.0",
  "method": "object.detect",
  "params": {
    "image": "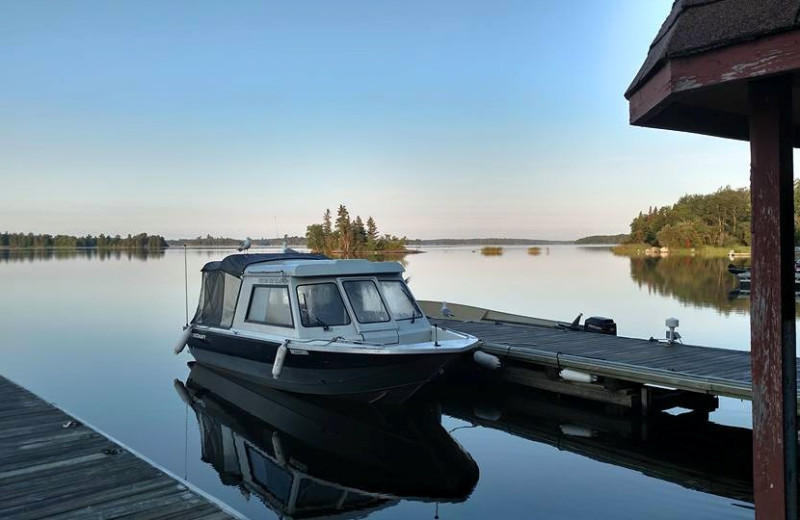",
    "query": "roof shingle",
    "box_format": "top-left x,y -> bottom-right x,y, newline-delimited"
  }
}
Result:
625,0 -> 800,98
